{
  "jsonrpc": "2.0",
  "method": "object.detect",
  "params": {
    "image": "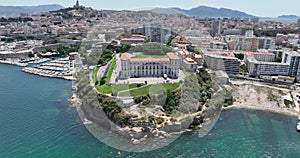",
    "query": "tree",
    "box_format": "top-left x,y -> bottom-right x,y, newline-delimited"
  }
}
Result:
167,35 -> 176,46
163,90 -> 177,114
122,43 -> 131,52
240,64 -> 247,73
103,49 -> 112,55
274,57 -> 282,63
234,53 -> 244,60
28,52 -> 35,58
115,47 -> 121,53
45,48 -> 53,52
118,33 -> 131,39
100,78 -> 106,85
